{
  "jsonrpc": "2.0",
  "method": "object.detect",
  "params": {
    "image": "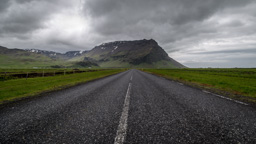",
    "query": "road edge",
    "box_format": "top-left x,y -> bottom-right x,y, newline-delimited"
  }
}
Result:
0,70 -> 128,108
140,70 -> 256,108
